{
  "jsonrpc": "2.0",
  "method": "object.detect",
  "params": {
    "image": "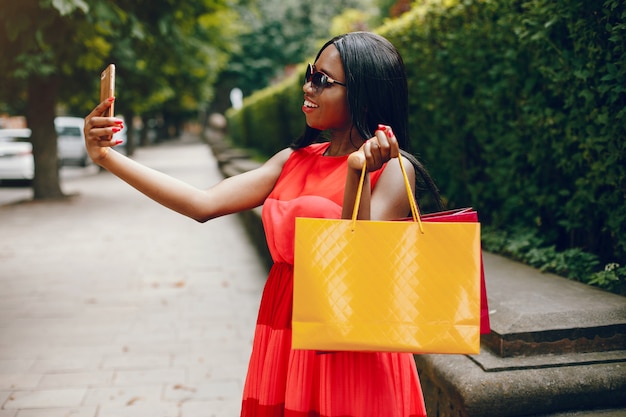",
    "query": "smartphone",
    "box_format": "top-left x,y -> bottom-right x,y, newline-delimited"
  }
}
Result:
100,64 -> 116,117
